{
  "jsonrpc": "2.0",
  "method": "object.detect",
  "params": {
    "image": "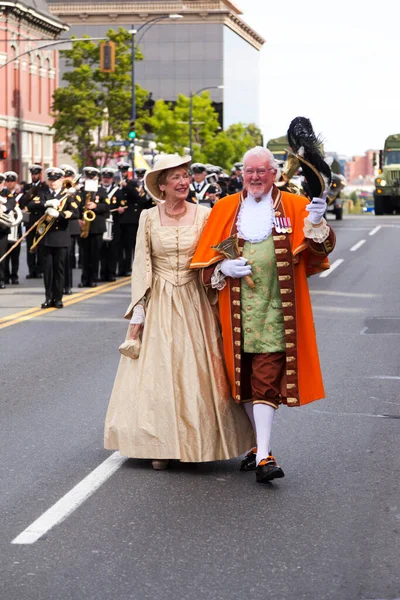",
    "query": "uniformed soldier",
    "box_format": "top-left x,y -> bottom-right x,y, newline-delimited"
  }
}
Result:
2,172 -> 23,284
99,167 -> 120,282
116,161 -> 151,276
79,166 -> 110,288
59,165 -> 81,294
39,167 -> 79,309
20,165 -> 48,278
228,162 -> 244,194
0,173 -> 18,289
